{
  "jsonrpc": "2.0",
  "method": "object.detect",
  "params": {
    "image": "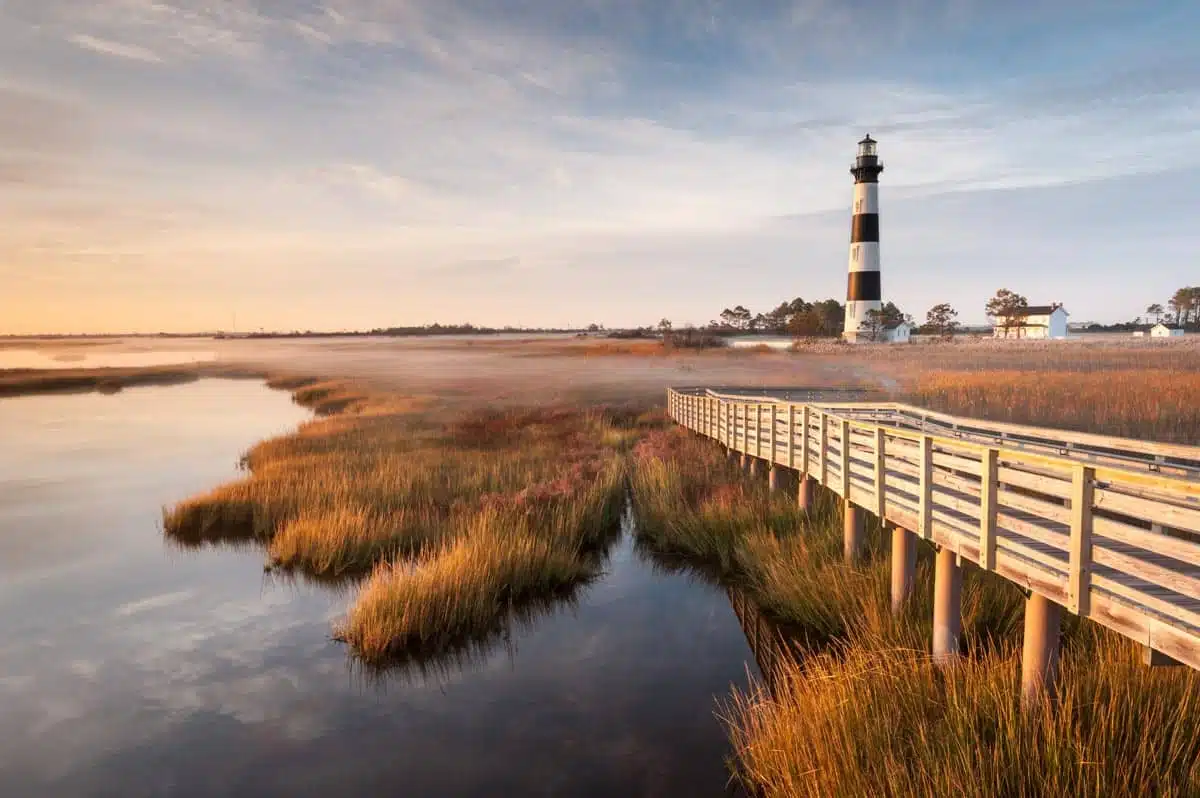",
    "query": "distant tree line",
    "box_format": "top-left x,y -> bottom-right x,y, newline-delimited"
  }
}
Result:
220,323 -> 591,340
708,298 -> 909,337
1147,286 -> 1199,328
